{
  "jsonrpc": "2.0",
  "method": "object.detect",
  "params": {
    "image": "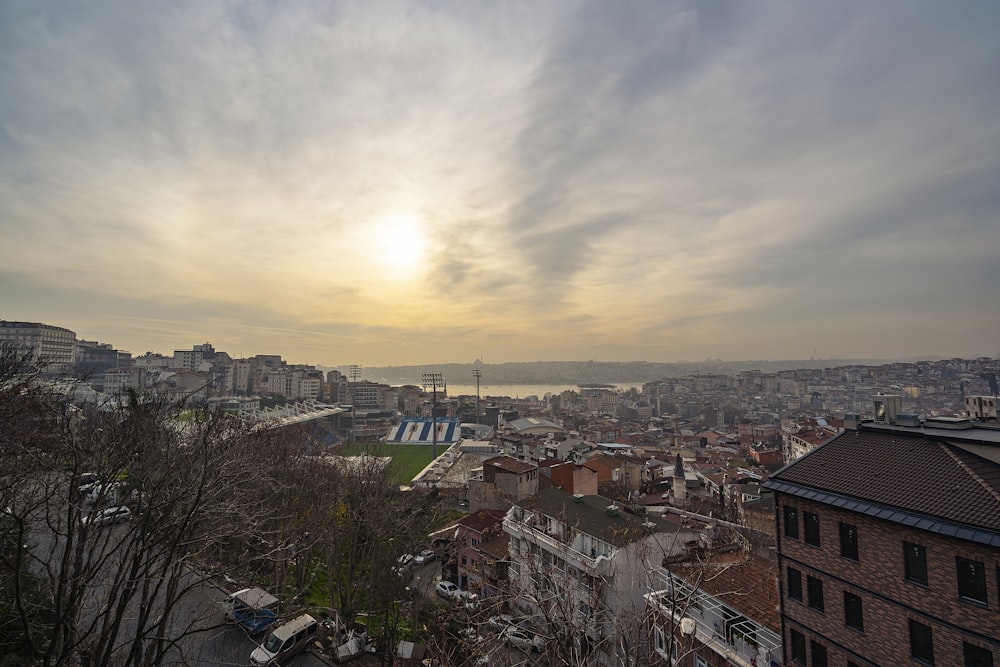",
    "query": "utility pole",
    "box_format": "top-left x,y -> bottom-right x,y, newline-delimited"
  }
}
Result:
421,372 -> 443,459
